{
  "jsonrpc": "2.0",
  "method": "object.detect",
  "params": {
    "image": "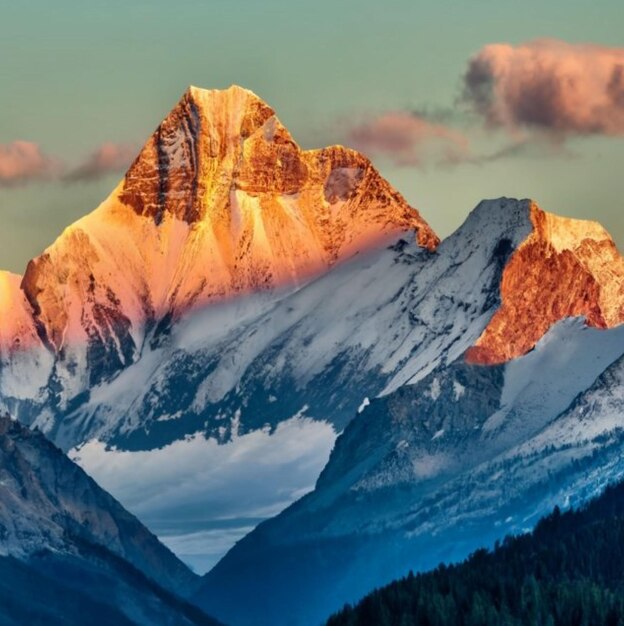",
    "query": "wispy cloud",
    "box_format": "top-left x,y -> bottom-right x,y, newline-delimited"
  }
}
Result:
0,141 -> 60,186
0,140 -> 138,187
64,142 -> 137,182
344,39 -> 624,169
346,112 -> 470,167
477,137 -> 576,163
463,39 -> 624,137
